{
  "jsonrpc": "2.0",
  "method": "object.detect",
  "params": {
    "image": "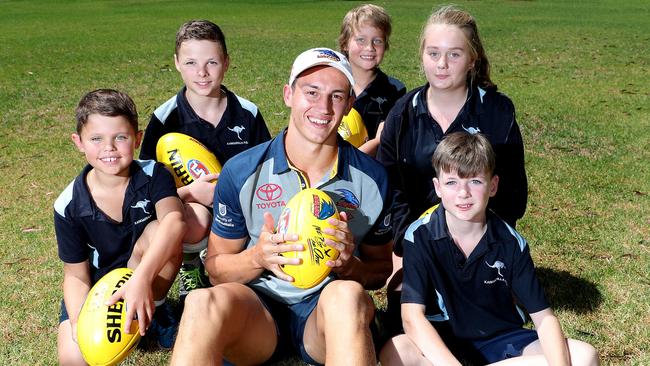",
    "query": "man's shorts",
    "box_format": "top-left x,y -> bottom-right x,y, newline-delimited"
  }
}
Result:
254,289 -> 322,366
